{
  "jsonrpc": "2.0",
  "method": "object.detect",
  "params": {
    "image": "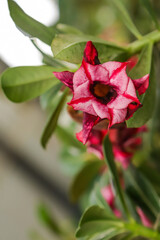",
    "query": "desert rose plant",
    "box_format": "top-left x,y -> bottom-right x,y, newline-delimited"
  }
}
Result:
1,0 -> 160,239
